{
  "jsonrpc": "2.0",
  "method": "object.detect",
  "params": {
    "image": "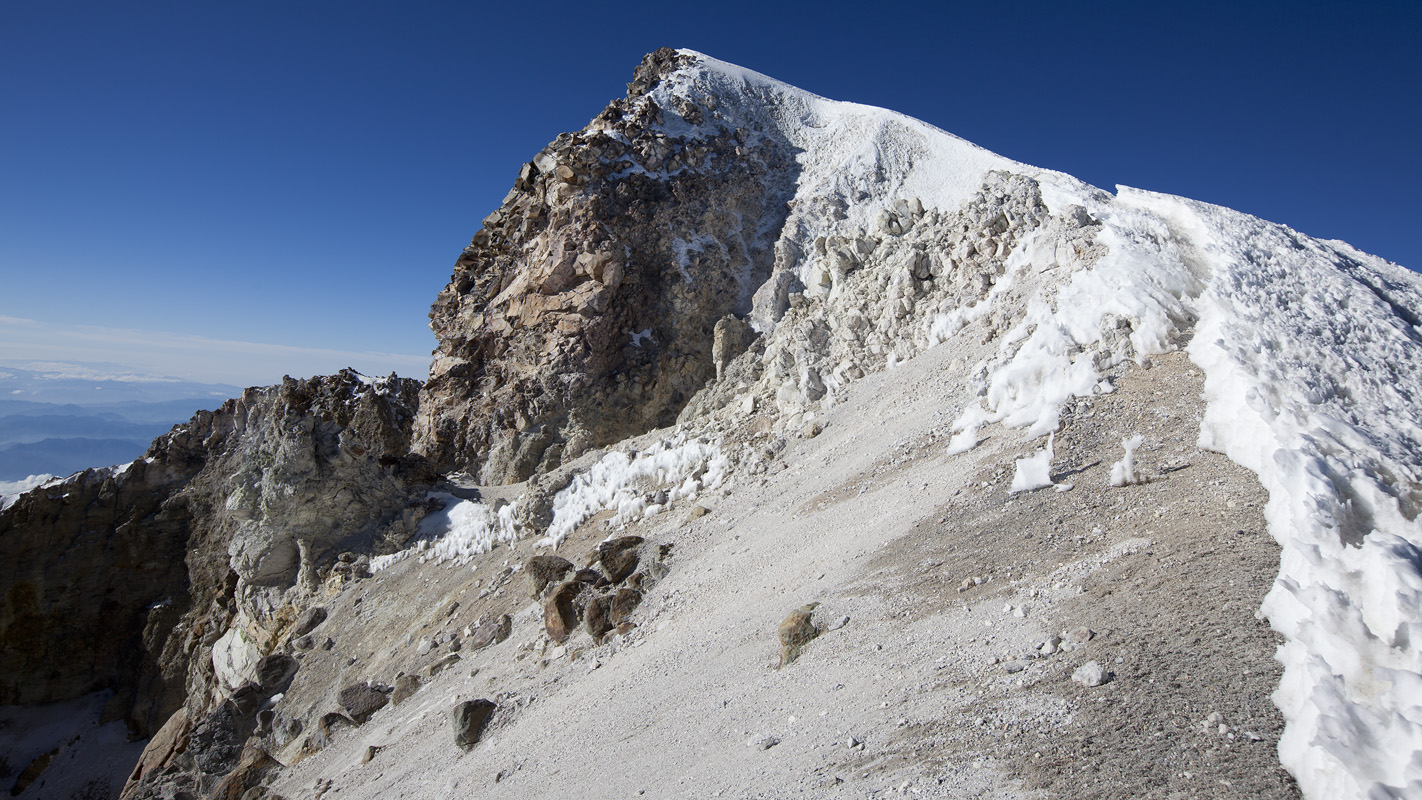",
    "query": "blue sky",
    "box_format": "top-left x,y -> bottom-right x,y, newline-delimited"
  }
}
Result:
2,1 -> 1417,387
